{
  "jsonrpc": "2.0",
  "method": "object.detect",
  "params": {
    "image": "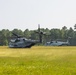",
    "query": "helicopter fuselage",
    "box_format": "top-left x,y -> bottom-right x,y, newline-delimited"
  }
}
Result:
9,38 -> 37,48
45,40 -> 69,46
